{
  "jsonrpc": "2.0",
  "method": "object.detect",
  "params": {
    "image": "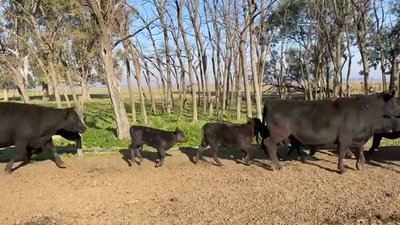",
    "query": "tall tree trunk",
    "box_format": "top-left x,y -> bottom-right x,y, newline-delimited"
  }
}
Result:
239,0 -> 254,118
126,58 -> 137,123
3,84 -> 9,102
65,71 -> 78,105
157,9 -> 172,116
48,59 -> 63,108
42,83 -> 49,101
128,44 -> 148,125
345,23 -> 352,97
249,0 -> 262,119
101,39 -> 130,138
81,71 -> 92,101
3,60 -> 30,103
59,82 -> 71,107
176,0 -> 197,123
143,60 -> 157,115
235,55 -> 241,120
391,47 -> 400,94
